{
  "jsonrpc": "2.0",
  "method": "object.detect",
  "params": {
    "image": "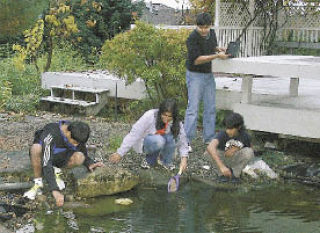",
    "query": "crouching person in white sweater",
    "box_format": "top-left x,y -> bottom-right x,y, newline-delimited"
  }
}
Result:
109,99 -> 189,172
